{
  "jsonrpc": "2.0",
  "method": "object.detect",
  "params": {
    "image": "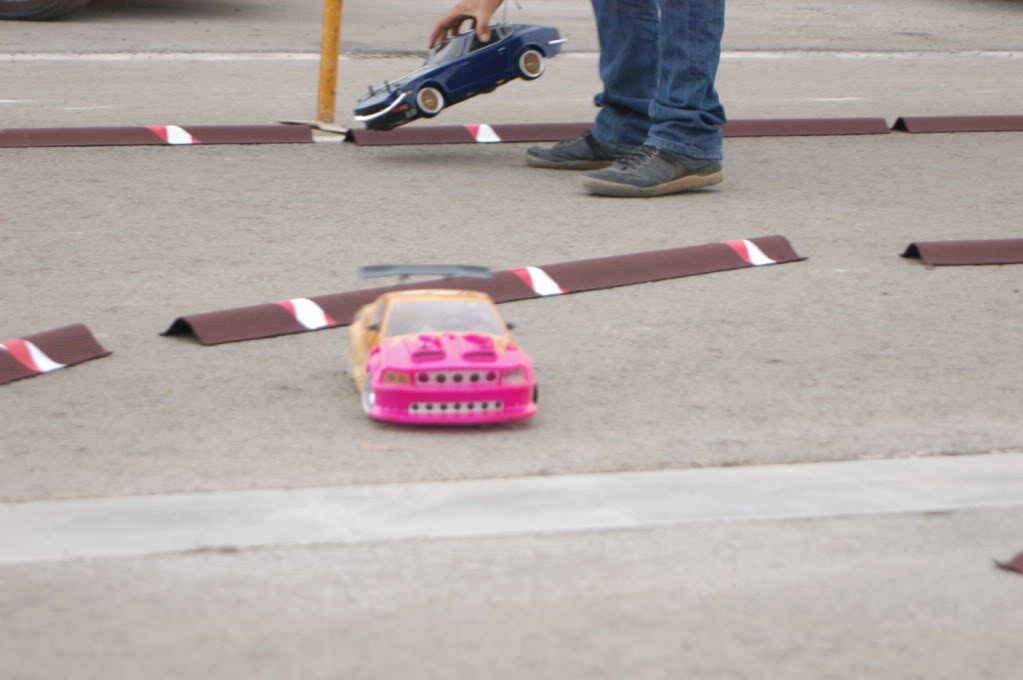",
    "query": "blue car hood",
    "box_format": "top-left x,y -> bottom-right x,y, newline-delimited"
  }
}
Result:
357,67 -> 434,109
